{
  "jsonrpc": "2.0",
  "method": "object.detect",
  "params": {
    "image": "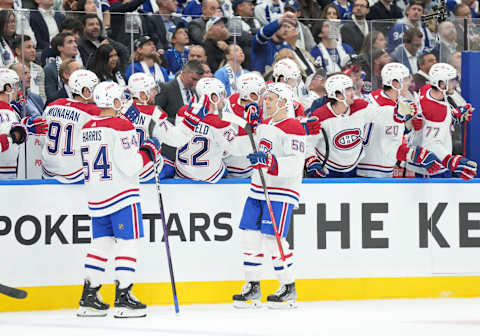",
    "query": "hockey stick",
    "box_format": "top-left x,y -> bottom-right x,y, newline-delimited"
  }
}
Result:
0,283 -> 27,299
320,128 -> 329,170
220,112 -> 286,261
447,96 -> 468,157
